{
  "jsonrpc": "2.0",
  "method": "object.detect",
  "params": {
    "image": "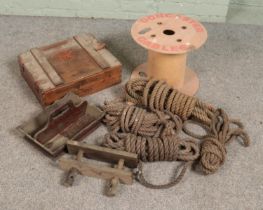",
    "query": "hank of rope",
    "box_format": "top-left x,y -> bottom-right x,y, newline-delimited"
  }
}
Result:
103,100 -> 182,138
124,78 -> 250,174
103,132 -> 199,189
103,132 -> 199,162
125,78 -> 215,125
199,109 -> 250,174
